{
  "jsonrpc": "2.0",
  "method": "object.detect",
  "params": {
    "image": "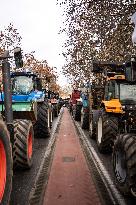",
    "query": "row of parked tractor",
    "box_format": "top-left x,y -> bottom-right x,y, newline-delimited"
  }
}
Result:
70,57 -> 136,198
0,48 -> 64,205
